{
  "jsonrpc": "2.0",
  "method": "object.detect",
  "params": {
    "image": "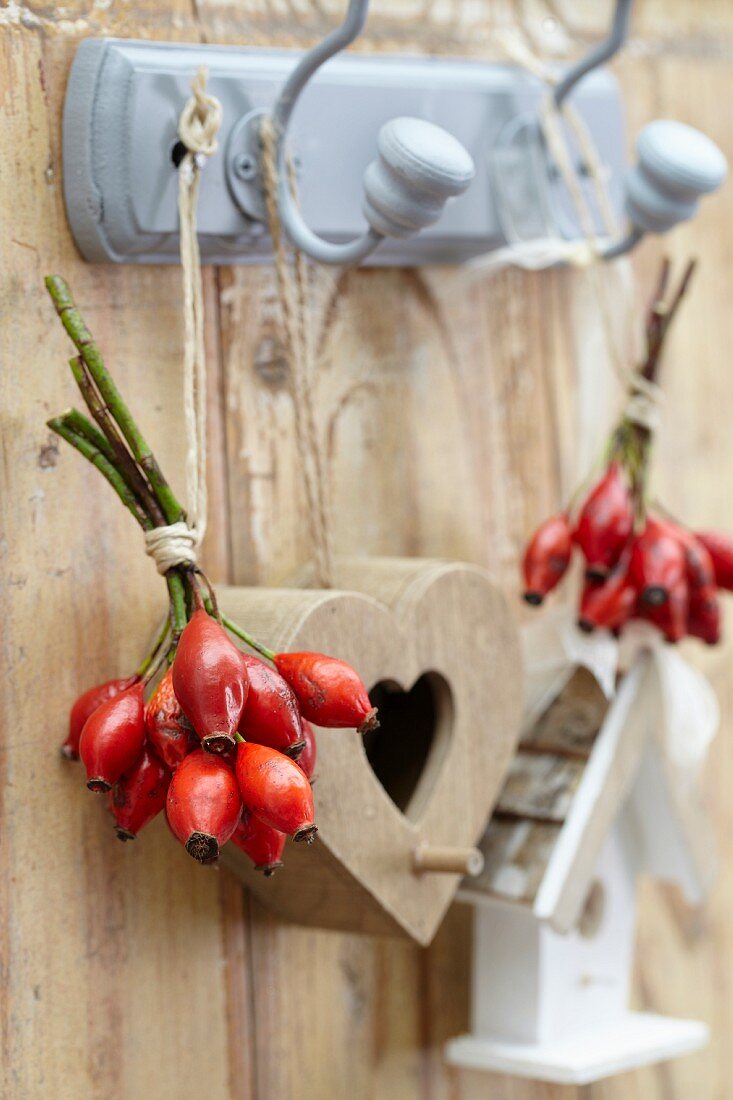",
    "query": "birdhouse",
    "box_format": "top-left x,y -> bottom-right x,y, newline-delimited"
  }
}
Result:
219,556 -> 523,946
446,654 -> 715,1085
